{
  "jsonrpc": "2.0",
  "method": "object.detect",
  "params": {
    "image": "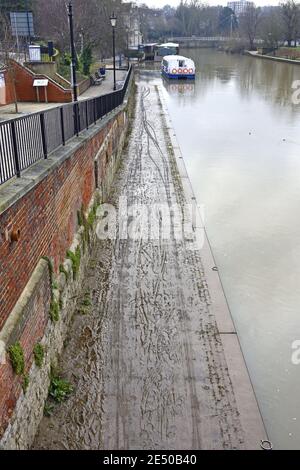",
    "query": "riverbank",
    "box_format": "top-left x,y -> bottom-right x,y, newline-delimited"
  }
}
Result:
246,50 -> 300,65
33,74 -> 267,450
